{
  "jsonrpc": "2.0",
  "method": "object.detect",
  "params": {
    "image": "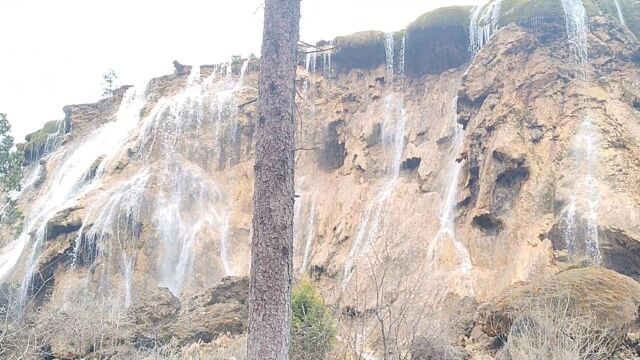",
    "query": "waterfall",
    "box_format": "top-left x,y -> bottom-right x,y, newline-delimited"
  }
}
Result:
122,253 -> 135,307
306,52 -> 318,74
118,64 -> 243,294
236,60 -> 250,89
398,37 -> 406,77
560,0 -> 602,265
322,51 -> 332,75
6,59 -> 250,305
0,85 -> 148,304
385,32 -> 395,74
299,193 -> 318,274
614,0 -> 626,26
25,119 -> 69,164
560,0 -> 589,80
427,98 -> 473,275
303,52 -> 317,97
343,33 -> 407,288
564,118 -> 602,266
469,0 -> 503,55
302,44 -> 332,95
